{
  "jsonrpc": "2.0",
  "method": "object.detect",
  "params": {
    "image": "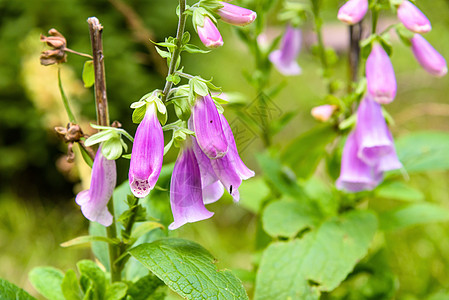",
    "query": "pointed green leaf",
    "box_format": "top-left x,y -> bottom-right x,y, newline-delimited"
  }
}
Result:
105,282 -> 128,300
61,270 -> 83,300
129,238 -> 248,300
60,235 -> 118,247
77,260 -> 106,300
